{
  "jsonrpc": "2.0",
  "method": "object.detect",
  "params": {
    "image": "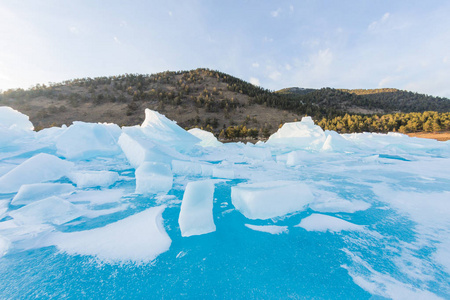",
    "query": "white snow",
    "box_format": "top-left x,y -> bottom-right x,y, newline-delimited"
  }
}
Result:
135,162 -> 173,195
188,128 -> 222,147
50,206 -> 171,263
296,214 -> 364,232
0,153 -> 74,193
178,180 -> 216,237
309,190 -> 370,213
68,170 -> 119,188
245,224 -> 288,235
65,189 -> 124,205
11,183 -> 75,205
56,122 -> 122,159
231,181 -> 313,219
